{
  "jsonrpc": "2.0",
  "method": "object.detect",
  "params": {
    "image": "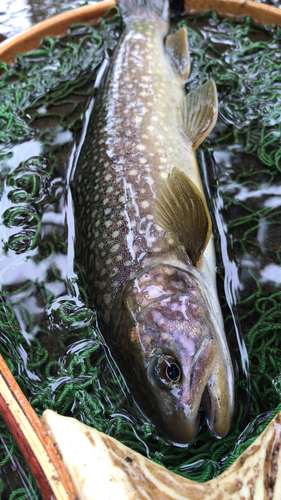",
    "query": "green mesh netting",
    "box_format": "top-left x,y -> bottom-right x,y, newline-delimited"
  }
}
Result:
0,5 -> 281,499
